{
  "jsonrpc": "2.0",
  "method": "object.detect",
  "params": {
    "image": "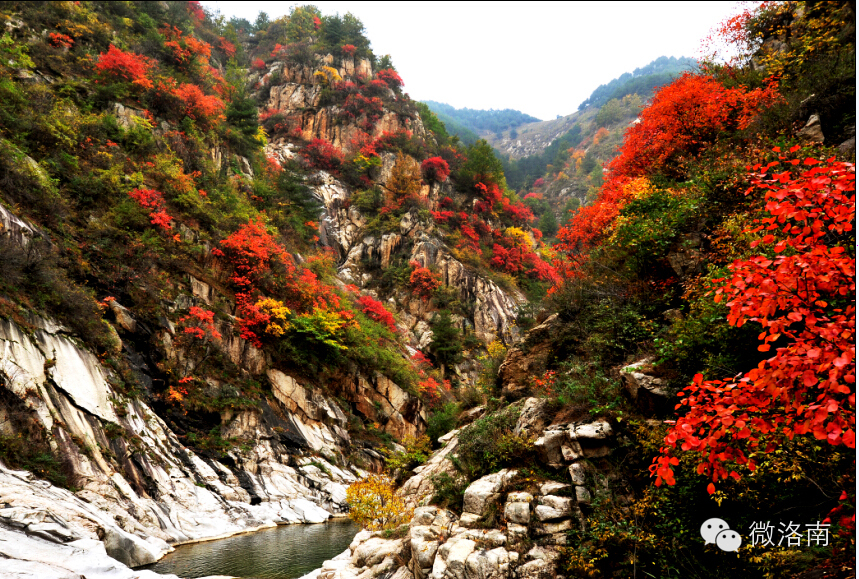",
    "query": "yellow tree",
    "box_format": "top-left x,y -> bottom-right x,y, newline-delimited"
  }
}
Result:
384,152 -> 421,205
346,474 -> 414,530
